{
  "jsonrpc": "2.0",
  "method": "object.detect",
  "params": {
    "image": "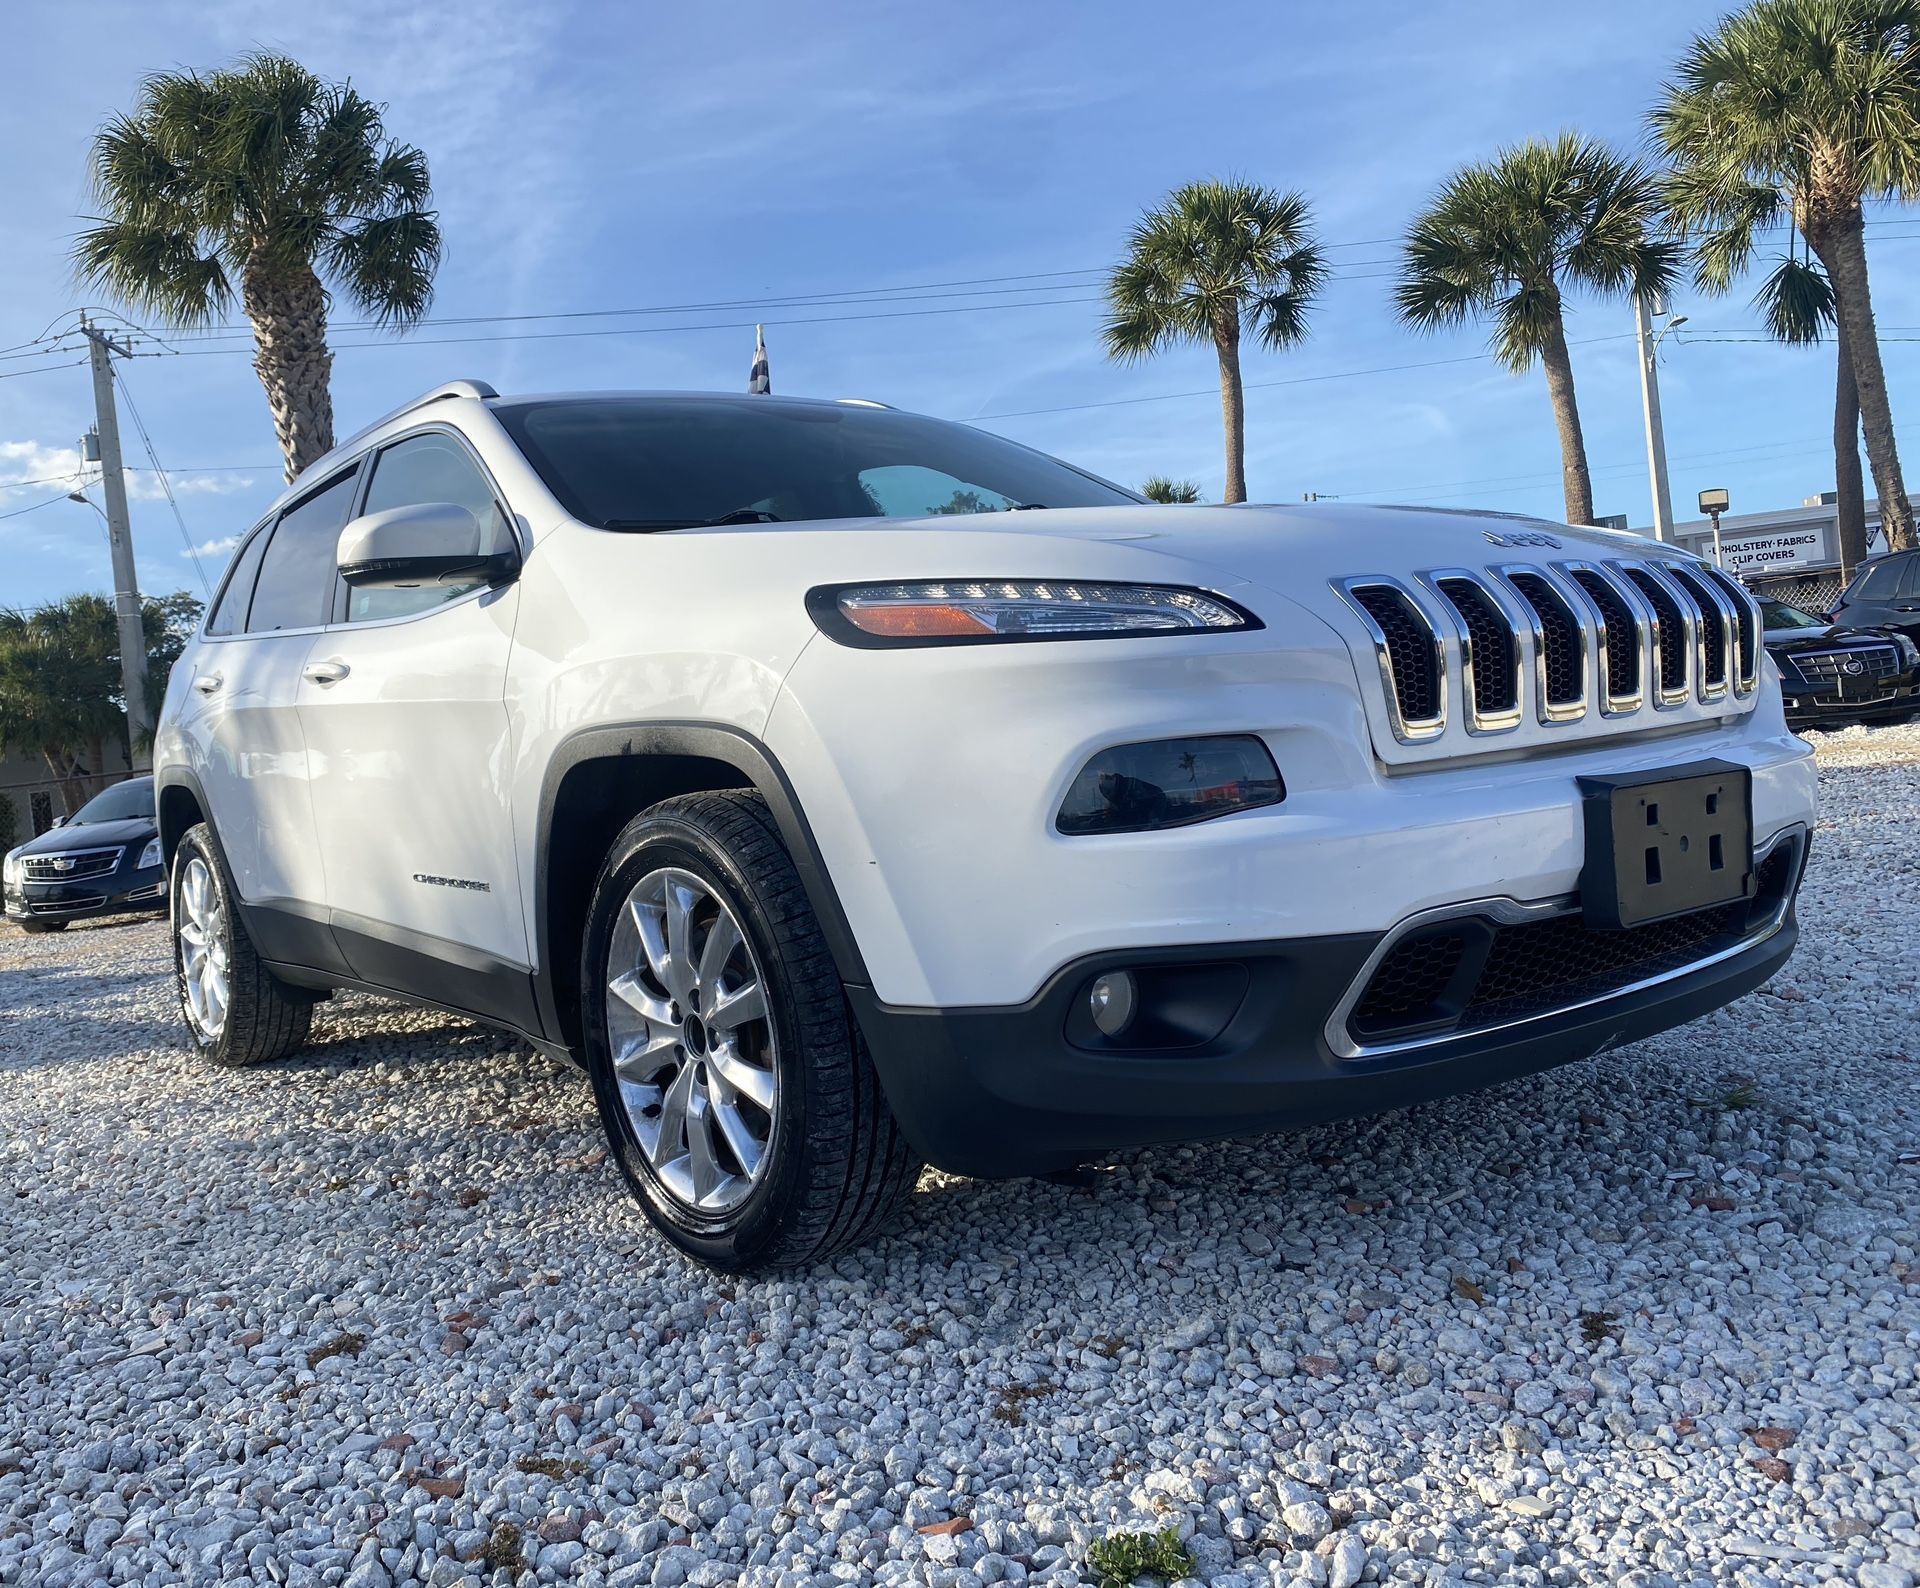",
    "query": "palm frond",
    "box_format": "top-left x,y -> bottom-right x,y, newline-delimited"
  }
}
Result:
1754,254 -> 1838,342
325,210 -> 441,326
